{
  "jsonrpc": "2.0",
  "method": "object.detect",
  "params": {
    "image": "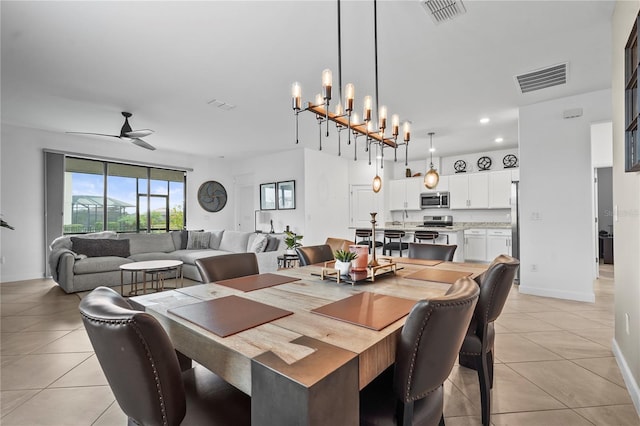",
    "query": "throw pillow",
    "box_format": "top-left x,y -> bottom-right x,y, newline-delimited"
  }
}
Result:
249,233 -> 269,253
71,238 -> 130,258
186,231 -> 211,249
264,235 -> 281,252
181,229 -> 204,250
